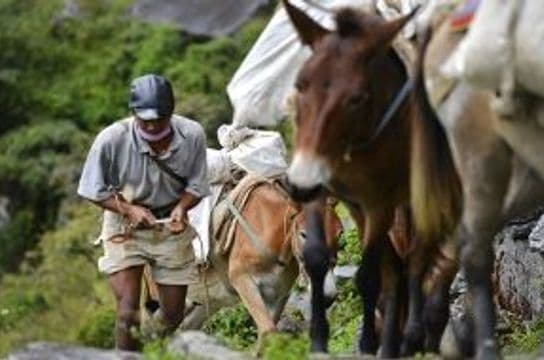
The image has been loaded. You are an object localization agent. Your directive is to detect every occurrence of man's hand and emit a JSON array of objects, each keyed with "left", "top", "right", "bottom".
[
  {"left": 124, "top": 204, "right": 156, "bottom": 229},
  {"left": 168, "top": 204, "right": 187, "bottom": 234}
]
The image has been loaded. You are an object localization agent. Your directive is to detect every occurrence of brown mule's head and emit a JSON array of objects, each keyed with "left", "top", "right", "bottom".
[{"left": 283, "top": 0, "right": 416, "bottom": 201}]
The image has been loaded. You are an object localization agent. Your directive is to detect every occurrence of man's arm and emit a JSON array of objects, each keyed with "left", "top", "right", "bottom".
[
  {"left": 94, "top": 195, "right": 156, "bottom": 228},
  {"left": 168, "top": 191, "right": 201, "bottom": 234},
  {"left": 78, "top": 128, "right": 156, "bottom": 228}
]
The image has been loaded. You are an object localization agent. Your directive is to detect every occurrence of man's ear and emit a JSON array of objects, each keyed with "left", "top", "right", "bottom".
[{"left": 283, "top": 0, "right": 330, "bottom": 50}]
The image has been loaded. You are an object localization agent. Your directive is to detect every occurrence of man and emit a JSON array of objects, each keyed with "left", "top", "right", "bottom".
[{"left": 78, "top": 74, "right": 210, "bottom": 350}]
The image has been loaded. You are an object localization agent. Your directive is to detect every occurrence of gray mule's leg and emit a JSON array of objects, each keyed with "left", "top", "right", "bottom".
[{"left": 440, "top": 84, "right": 512, "bottom": 360}]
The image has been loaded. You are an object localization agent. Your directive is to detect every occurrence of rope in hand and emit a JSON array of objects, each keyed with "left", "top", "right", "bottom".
[{"left": 108, "top": 189, "right": 133, "bottom": 244}]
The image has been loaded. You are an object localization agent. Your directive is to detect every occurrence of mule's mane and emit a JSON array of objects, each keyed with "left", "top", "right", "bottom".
[{"left": 335, "top": 7, "right": 383, "bottom": 39}]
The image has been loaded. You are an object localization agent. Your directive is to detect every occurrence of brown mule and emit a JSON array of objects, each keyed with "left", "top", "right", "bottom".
[
  {"left": 283, "top": 1, "right": 462, "bottom": 357},
  {"left": 421, "top": 15, "right": 544, "bottom": 360},
  {"left": 143, "top": 178, "right": 343, "bottom": 353}
]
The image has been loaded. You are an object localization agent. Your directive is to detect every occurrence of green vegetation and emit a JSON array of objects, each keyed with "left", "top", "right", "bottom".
[
  {"left": 0, "top": 0, "right": 270, "bottom": 355},
  {"left": 143, "top": 338, "right": 185, "bottom": 360},
  {"left": 0, "top": 0, "right": 268, "bottom": 274},
  {"left": 262, "top": 333, "right": 309, "bottom": 360},
  {"left": 203, "top": 304, "right": 258, "bottom": 351},
  {"left": 502, "top": 318, "right": 544, "bottom": 355},
  {"left": 0, "top": 204, "right": 111, "bottom": 355}
]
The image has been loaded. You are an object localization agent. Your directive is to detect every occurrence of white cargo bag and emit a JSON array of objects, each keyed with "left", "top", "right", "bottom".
[
  {"left": 229, "top": 129, "right": 289, "bottom": 178},
  {"left": 515, "top": 0, "right": 544, "bottom": 98},
  {"left": 458, "top": 0, "right": 519, "bottom": 91},
  {"left": 227, "top": 0, "right": 373, "bottom": 128},
  {"left": 188, "top": 184, "right": 224, "bottom": 265},
  {"left": 206, "top": 148, "right": 233, "bottom": 184}
]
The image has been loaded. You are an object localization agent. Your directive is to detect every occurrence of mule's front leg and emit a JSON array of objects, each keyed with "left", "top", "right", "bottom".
[
  {"left": 229, "top": 271, "right": 276, "bottom": 355},
  {"left": 356, "top": 241, "right": 383, "bottom": 355},
  {"left": 400, "top": 241, "right": 432, "bottom": 357},
  {"left": 303, "top": 203, "right": 331, "bottom": 353},
  {"left": 379, "top": 240, "right": 403, "bottom": 358},
  {"left": 423, "top": 244, "right": 458, "bottom": 353},
  {"left": 460, "top": 228, "right": 498, "bottom": 360}
]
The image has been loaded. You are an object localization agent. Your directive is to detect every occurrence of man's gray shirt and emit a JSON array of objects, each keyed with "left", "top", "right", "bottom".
[{"left": 77, "top": 115, "right": 210, "bottom": 210}]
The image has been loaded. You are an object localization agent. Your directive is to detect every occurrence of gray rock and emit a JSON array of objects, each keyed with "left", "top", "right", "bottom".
[
  {"left": 6, "top": 342, "right": 141, "bottom": 360},
  {"left": 495, "top": 220, "right": 544, "bottom": 320},
  {"left": 61, "top": 0, "right": 84, "bottom": 18},
  {"left": 334, "top": 265, "right": 358, "bottom": 279},
  {"left": 0, "top": 196, "right": 9, "bottom": 228},
  {"left": 167, "top": 330, "right": 251, "bottom": 360},
  {"left": 60, "top": 0, "right": 268, "bottom": 37},
  {"left": 529, "top": 214, "right": 544, "bottom": 253},
  {"left": 132, "top": 0, "right": 268, "bottom": 36}
]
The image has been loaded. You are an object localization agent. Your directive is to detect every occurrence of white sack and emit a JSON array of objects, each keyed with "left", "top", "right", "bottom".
[
  {"left": 206, "top": 148, "right": 233, "bottom": 184},
  {"left": 376, "top": 0, "right": 427, "bottom": 38},
  {"left": 227, "top": 0, "right": 372, "bottom": 128},
  {"left": 515, "top": 0, "right": 544, "bottom": 98},
  {"left": 217, "top": 124, "right": 255, "bottom": 150},
  {"left": 456, "top": 0, "right": 519, "bottom": 90},
  {"left": 188, "top": 183, "right": 224, "bottom": 265},
  {"left": 228, "top": 128, "right": 289, "bottom": 178}
]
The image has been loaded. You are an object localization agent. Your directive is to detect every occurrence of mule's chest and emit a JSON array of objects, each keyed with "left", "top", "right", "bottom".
[{"left": 328, "top": 159, "right": 409, "bottom": 209}]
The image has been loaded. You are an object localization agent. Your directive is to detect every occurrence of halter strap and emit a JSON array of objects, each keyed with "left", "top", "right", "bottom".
[{"left": 344, "top": 77, "right": 413, "bottom": 161}]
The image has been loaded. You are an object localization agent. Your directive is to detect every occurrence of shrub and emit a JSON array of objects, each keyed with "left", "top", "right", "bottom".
[
  {"left": 337, "top": 228, "right": 362, "bottom": 266},
  {"left": 262, "top": 333, "right": 309, "bottom": 360},
  {"left": 502, "top": 317, "right": 544, "bottom": 355},
  {"left": 76, "top": 307, "right": 116, "bottom": 349},
  {"left": 202, "top": 304, "right": 257, "bottom": 351},
  {"left": 0, "top": 204, "right": 112, "bottom": 356}
]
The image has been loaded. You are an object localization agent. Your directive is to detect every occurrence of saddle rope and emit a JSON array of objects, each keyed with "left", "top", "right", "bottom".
[{"left": 224, "top": 197, "right": 286, "bottom": 267}]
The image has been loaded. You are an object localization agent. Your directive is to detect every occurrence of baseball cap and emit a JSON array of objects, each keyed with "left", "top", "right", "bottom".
[{"left": 128, "top": 74, "right": 175, "bottom": 121}]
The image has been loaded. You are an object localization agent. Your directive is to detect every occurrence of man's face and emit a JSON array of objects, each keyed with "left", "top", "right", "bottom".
[{"left": 135, "top": 115, "right": 170, "bottom": 135}]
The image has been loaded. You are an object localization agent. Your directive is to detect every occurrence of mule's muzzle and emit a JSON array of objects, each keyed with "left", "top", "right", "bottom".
[
  {"left": 286, "top": 153, "right": 331, "bottom": 201},
  {"left": 285, "top": 179, "right": 323, "bottom": 202}
]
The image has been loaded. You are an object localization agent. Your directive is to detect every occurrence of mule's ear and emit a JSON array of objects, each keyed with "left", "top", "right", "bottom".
[
  {"left": 283, "top": 0, "right": 330, "bottom": 49},
  {"left": 373, "top": 7, "right": 419, "bottom": 48}
]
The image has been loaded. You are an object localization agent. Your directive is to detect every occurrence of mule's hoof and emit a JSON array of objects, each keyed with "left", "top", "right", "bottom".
[
  {"left": 400, "top": 327, "right": 424, "bottom": 357},
  {"left": 310, "top": 341, "right": 328, "bottom": 353},
  {"left": 475, "top": 339, "right": 500, "bottom": 360},
  {"left": 440, "top": 316, "right": 475, "bottom": 359},
  {"left": 358, "top": 333, "right": 378, "bottom": 355}
]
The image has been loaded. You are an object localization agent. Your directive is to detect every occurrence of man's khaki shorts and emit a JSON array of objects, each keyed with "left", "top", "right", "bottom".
[{"left": 97, "top": 211, "right": 199, "bottom": 286}]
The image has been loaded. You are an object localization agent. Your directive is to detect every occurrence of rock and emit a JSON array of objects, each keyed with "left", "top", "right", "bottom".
[
  {"left": 6, "top": 342, "right": 141, "bottom": 360},
  {"left": 529, "top": 214, "right": 544, "bottom": 254},
  {"left": 167, "top": 330, "right": 250, "bottom": 360},
  {"left": 60, "top": 0, "right": 268, "bottom": 37},
  {"left": 495, "top": 217, "right": 544, "bottom": 320},
  {"left": 132, "top": 0, "right": 268, "bottom": 36},
  {"left": 0, "top": 196, "right": 9, "bottom": 228},
  {"left": 334, "top": 265, "right": 358, "bottom": 279}
]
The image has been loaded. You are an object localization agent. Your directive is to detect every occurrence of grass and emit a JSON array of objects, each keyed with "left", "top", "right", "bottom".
[{"left": 502, "top": 317, "right": 544, "bottom": 355}]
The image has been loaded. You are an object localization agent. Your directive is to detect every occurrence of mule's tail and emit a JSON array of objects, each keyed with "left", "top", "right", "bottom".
[{"left": 410, "top": 28, "right": 463, "bottom": 242}]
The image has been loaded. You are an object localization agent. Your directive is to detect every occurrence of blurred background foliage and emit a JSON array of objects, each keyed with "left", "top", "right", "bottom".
[
  {"left": 0, "top": 0, "right": 272, "bottom": 355},
  {"left": 0, "top": 0, "right": 268, "bottom": 275}
]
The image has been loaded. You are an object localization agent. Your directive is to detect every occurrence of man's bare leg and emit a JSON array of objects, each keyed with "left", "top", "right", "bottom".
[
  {"left": 109, "top": 265, "right": 144, "bottom": 351},
  {"left": 155, "top": 284, "right": 188, "bottom": 334}
]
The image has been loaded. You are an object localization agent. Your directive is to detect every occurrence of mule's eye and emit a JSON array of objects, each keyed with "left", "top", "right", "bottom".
[
  {"left": 295, "top": 78, "right": 308, "bottom": 91},
  {"left": 348, "top": 92, "right": 369, "bottom": 106}
]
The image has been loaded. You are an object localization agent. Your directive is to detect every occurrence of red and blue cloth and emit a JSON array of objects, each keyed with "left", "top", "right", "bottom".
[{"left": 450, "top": 0, "right": 481, "bottom": 32}]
